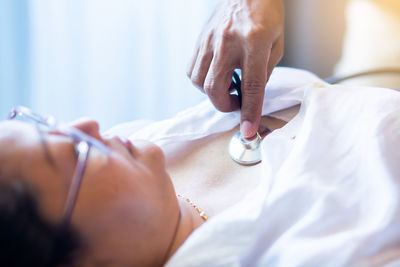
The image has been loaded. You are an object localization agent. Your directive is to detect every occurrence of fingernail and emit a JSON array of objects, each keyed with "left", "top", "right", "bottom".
[{"left": 241, "top": 120, "right": 255, "bottom": 138}]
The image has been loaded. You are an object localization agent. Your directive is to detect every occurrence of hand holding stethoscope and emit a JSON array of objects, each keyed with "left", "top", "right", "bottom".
[{"left": 229, "top": 70, "right": 271, "bottom": 165}]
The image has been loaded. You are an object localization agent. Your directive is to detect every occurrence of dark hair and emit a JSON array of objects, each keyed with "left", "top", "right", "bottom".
[{"left": 0, "top": 180, "right": 81, "bottom": 267}]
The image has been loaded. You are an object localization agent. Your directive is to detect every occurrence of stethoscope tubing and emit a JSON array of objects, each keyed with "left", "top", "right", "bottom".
[{"left": 232, "top": 70, "right": 242, "bottom": 108}]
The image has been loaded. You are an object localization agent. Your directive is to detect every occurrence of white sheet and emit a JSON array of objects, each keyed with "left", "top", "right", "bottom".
[
  {"left": 105, "top": 67, "right": 320, "bottom": 146},
  {"left": 106, "top": 67, "right": 400, "bottom": 266}
]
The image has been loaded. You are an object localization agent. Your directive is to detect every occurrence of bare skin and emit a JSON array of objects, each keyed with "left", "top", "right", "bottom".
[
  {"left": 187, "top": 0, "right": 285, "bottom": 138},
  {"left": 0, "top": 112, "right": 289, "bottom": 265},
  {"left": 0, "top": 120, "right": 181, "bottom": 266},
  {"left": 167, "top": 115, "right": 287, "bottom": 217}
]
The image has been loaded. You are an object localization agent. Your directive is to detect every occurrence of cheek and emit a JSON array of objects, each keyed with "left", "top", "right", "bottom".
[
  {"left": 71, "top": 163, "right": 141, "bottom": 230},
  {"left": 25, "top": 163, "right": 67, "bottom": 223},
  {"left": 70, "top": 161, "right": 165, "bottom": 239},
  {"left": 72, "top": 150, "right": 173, "bottom": 223},
  {"left": 77, "top": 156, "right": 153, "bottom": 215},
  {"left": 80, "top": 159, "right": 137, "bottom": 198}
]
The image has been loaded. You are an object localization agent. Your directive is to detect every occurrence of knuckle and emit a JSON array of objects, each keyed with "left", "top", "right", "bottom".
[
  {"left": 218, "top": 31, "right": 235, "bottom": 52},
  {"left": 245, "top": 26, "right": 268, "bottom": 42},
  {"left": 220, "top": 17, "right": 235, "bottom": 40},
  {"left": 212, "top": 100, "right": 231, "bottom": 112},
  {"left": 243, "top": 79, "right": 264, "bottom": 93},
  {"left": 221, "top": 28, "right": 235, "bottom": 42},
  {"left": 204, "top": 84, "right": 230, "bottom": 112},
  {"left": 191, "top": 74, "right": 205, "bottom": 88},
  {"left": 218, "top": 105, "right": 232, "bottom": 113},
  {"left": 243, "top": 30, "right": 271, "bottom": 53},
  {"left": 204, "top": 82, "right": 218, "bottom": 99},
  {"left": 242, "top": 102, "right": 259, "bottom": 120},
  {"left": 203, "top": 30, "right": 214, "bottom": 45},
  {"left": 186, "top": 69, "right": 192, "bottom": 78},
  {"left": 242, "top": 80, "right": 264, "bottom": 115},
  {"left": 214, "top": 102, "right": 232, "bottom": 113}
]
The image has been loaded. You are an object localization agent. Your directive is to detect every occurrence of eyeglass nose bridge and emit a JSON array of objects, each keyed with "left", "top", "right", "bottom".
[{"left": 8, "top": 110, "right": 17, "bottom": 120}]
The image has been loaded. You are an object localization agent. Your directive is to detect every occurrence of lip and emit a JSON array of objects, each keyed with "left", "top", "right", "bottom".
[{"left": 104, "top": 135, "right": 136, "bottom": 157}]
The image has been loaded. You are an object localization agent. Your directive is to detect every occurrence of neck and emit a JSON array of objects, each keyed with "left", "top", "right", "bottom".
[{"left": 163, "top": 197, "right": 205, "bottom": 263}]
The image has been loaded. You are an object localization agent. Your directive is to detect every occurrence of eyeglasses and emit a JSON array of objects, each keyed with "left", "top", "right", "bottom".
[{"left": 8, "top": 106, "right": 110, "bottom": 226}]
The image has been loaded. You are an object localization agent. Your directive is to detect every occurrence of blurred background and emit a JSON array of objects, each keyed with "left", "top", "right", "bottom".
[{"left": 1, "top": 0, "right": 400, "bottom": 129}]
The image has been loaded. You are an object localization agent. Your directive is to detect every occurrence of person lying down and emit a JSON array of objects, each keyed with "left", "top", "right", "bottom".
[{"left": 1, "top": 68, "right": 400, "bottom": 266}]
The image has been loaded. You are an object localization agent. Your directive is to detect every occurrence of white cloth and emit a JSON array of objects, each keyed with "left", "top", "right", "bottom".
[
  {"left": 105, "top": 67, "right": 320, "bottom": 146},
  {"left": 106, "top": 67, "right": 400, "bottom": 266}
]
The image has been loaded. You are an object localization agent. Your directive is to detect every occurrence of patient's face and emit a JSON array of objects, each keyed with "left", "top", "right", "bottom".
[{"left": 0, "top": 119, "right": 179, "bottom": 266}]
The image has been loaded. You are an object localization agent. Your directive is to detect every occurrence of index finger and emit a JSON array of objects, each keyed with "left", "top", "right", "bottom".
[{"left": 240, "top": 52, "right": 269, "bottom": 138}]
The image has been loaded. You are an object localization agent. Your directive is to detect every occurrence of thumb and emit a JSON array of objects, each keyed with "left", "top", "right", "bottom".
[{"left": 240, "top": 56, "right": 268, "bottom": 138}]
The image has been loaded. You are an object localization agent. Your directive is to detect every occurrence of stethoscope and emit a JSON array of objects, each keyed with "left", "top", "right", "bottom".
[
  {"left": 229, "top": 67, "right": 400, "bottom": 165},
  {"left": 228, "top": 70, "right": 270, "bottom": 166}
]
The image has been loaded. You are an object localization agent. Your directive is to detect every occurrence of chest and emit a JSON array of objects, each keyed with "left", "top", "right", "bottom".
[{"left": 166, "top": 126, "right": 261, "bottom": 217}]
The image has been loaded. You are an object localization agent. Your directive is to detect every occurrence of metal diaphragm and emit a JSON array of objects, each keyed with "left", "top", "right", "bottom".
[{"left": 228, "top": 131, "right": 262, "bottom": 165}]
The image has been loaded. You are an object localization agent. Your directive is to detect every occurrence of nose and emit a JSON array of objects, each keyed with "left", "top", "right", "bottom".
[{"left": 69, "top": 118, "right": 103, "bottom": 141}]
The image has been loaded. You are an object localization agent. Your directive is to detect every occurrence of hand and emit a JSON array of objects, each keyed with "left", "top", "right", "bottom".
[{"left": 187, "top": 0, "right": 284, "bottom": 138}]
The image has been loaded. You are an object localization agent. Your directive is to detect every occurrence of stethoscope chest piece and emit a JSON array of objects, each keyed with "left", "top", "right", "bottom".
[{"left": 228, "top": 130, "right": 262, "bottom": 165}]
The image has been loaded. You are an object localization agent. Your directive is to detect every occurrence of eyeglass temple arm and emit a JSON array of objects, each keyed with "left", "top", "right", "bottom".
[
  {"left": 8, "top": 106, "right": 56, "bottom": 126},
  {"left": 61, "top": 141, "right": 90, "bottom": 226}
]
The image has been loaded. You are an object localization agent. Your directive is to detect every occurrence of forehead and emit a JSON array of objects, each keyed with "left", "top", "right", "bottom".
[
  {"left": 0, "top": 119, "right": 77, "bottom": 184},
  {"left": 0, "top": 121, "right": 40, "bottom": 167},
  {"left": 0, "top": 120, "right": 37, "bottom": 144},
  {"left": 0, "top": 120, "right": 73, "bottom": 148},
  {"left": 0, "top": 120, "right": 74, "bottom": 175}
]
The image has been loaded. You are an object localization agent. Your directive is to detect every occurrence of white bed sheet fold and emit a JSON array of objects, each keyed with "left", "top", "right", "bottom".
[{"left": 106, "top": 67, "right": 400, "bottom": 266}]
